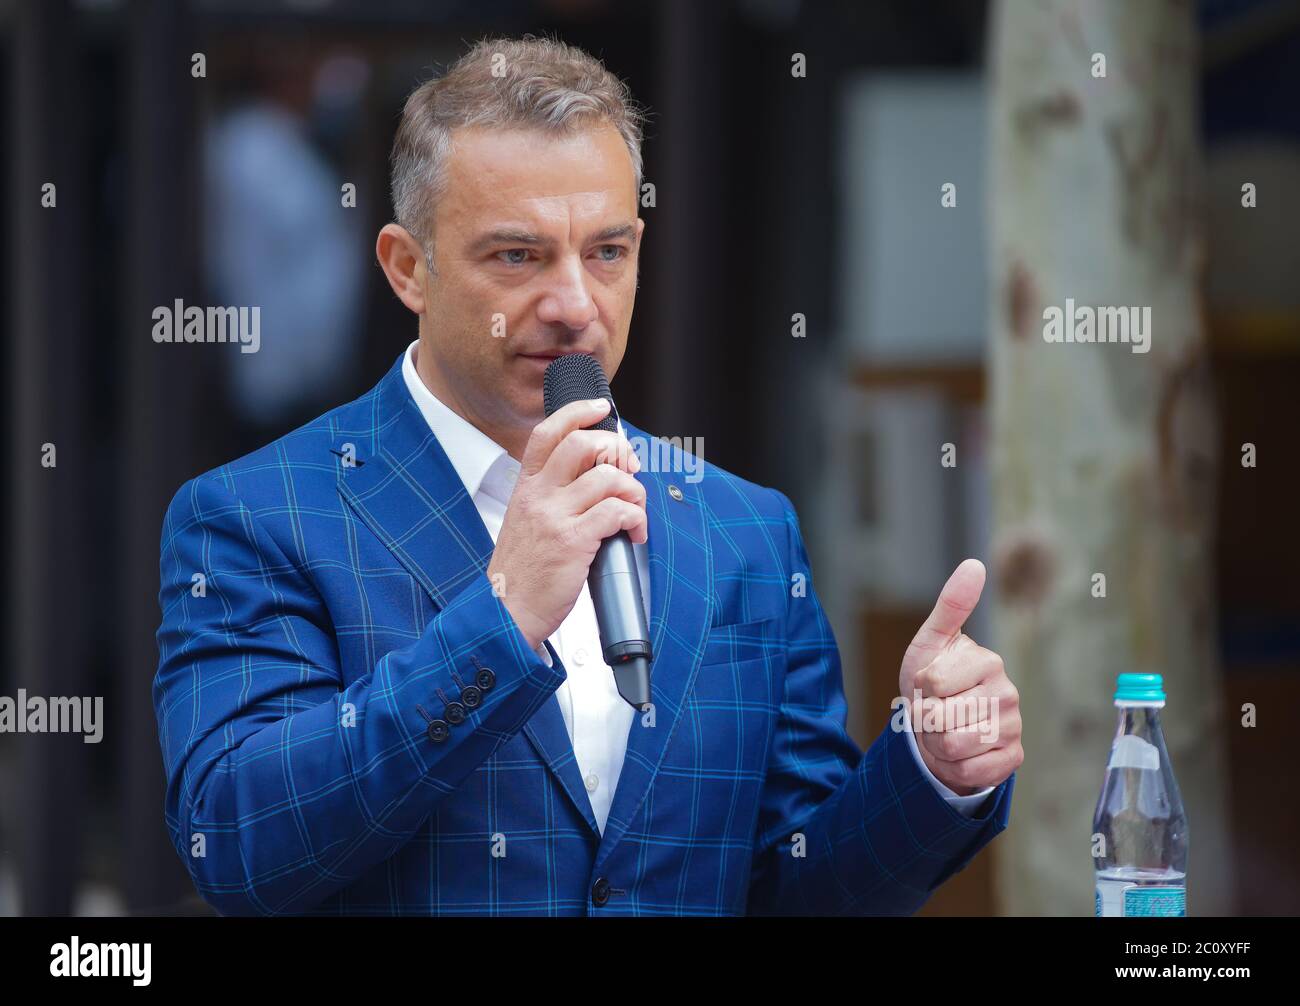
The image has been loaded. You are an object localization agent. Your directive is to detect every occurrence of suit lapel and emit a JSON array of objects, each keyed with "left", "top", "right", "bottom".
[
  {"left": 595, "top": 423, "right": 713, "bottom": 869},
  {"left": 335, "top": 354, "right": 601, "bottom": 838}
]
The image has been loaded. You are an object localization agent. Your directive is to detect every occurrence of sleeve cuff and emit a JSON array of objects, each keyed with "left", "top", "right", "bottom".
[{"left": 901, "top": 711, "right": 996, "bottom": 817}]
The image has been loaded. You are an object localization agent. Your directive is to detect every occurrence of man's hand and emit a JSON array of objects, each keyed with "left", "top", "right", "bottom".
[
  {"left": 487, "top": 398, "right": 646, "bottom": 650},
  {"left": 897, "top": 558, "right": 1023, "bottom": 796}
]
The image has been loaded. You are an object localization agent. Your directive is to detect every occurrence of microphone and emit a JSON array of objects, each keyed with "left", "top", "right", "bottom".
[{"left": 543, "top": 354, "right": 652, "bottom": 710}]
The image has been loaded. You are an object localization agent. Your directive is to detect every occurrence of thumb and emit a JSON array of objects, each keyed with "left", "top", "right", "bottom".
[{"left": 909, "top": 558, "right": 986, "bottom": 655}]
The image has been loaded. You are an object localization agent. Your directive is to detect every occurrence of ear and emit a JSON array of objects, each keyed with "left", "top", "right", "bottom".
[
  {"left": 376, "top": 223, "right": 428, "bottom": 315},
  {"left": 633, "top": 216, "right": 646, "bottom": 288}
]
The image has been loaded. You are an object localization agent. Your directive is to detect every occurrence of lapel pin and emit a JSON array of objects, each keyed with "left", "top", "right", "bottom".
[{"left": 668, "top": 484, "right": 683, "bottom": 502}]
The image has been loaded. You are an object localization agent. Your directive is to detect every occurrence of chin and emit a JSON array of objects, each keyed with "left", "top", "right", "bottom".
[{"left": 508, "top": 385, "right": 547, "bottom": 423}]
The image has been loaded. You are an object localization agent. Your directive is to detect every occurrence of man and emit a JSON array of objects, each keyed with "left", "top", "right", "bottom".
[{"left": 154, "top": 36, "right": 1021, "bottom": 916}]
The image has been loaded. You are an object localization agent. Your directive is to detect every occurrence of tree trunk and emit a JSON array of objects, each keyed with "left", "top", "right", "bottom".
[{"left": 987, "top": 0, "right": 1233, "bottom": 915}]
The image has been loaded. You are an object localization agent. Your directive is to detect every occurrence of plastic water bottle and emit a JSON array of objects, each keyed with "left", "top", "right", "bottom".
[{"left": 1092, "top": 673, "right": 1188, "bottom": 916}]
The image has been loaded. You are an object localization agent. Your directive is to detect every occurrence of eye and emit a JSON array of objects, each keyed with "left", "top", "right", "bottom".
[
  {"left": 594, "top": 245, "right": 626, "bottom": 263},
  {"left": 496, "top": 249, "right": 531, "bottom": 266}
]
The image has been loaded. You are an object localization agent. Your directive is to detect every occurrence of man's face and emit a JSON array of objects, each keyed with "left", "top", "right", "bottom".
[{"left": 416, "top": 122, "right": 643, "bottom": 441}]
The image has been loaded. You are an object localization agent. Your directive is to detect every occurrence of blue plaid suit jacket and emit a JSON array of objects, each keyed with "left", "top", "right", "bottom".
[{"left": 154, "top": 350, "right": 1014, "bottom": 916}]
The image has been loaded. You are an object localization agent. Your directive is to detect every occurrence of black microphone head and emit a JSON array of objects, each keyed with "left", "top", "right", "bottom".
[{"left": 543, "top": 353, "right": 617, "bottom": 433}]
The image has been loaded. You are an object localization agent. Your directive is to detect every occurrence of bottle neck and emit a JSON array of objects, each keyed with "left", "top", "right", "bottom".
[{"left": 1116, "top": 703, "right": 1165, "bottom": 739}]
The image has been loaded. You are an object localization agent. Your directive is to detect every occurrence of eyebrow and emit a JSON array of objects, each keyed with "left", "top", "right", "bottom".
[{"left": 467, "top": 222, "right": 637, "bottom": 256}]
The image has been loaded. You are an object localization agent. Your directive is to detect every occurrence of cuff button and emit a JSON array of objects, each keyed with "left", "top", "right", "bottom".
[
  {"left": 443, "top": 700, "right": 467, "bottom": 725},
  {"left": 460, "top": 685, "right": 483, "bottom": 709},
  {"left": 427, "top": 720, "right": 450, "bottom": 743},
  {"left": 474, "top": 667, "right": 496, "bottom": 691}
]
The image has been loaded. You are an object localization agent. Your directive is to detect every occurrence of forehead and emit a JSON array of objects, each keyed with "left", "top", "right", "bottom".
[{"left": 438, "top": 123, "right": 637, "bottom": 228}]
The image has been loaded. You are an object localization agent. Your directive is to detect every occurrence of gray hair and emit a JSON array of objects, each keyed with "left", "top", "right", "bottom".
[{"left": 389, "top": 35, "right": 647, "bottom": 270}]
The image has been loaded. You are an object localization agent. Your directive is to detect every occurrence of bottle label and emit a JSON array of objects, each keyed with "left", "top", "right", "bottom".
[
  {"left": 1124, "top": 886, "right": 1185, "bottom": 917},
  {"left": 1095, "top": 883, "right": 1186, "bottom": 916}
]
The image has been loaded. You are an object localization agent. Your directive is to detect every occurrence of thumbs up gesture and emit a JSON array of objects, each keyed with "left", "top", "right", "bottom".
[{"left": 897, "top": 559, "right": 1023, "bottom": 796}]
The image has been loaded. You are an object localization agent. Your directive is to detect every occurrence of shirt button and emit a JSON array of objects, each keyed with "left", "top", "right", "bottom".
[
  {"left": 573, "top": 648, "right": 588, "bottom": 666},
  {"left": 585, "top": 773, "right": 599, "bottom": 793}
]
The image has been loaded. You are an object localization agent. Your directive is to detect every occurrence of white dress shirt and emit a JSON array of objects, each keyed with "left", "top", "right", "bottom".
[{"left": 401, "top": 342, "right": 994, "bottom": 829}]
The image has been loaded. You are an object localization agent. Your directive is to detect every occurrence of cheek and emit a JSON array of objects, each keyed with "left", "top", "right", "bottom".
[
  {"left": 438, "top": 280, "right": 525, "bottom": 347},
  {"left": 603, "top": 327, "right": 629, "bottom": 376},
  {"left": 597, "top": 277, "right": 637, "bottom": 329}
]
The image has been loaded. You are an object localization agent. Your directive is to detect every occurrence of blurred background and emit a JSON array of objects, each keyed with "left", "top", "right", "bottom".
[{"left": 2, "top": 0, "right": 1298, "bottom": 916}]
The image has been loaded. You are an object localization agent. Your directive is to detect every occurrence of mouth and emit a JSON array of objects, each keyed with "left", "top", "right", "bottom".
[{"left": 516, "top": 350, "right": 595, "bottom": 368}]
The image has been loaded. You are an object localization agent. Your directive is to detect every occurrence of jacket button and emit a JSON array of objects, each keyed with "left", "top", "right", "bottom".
[
  {"left": 443, "top": 700, "right": 467, "bottom": 725},
  {"left": 591, "top": 877, "right": 610, "bottom": 907},
  {"left": 427, "top": 720, "right": 450, "bottom": 743},
  {"left": 475, "top": 667, "right": 496, "bottom": 691},
  {"left": 460, "top": 684, "right": 483, "bottom": 709}
]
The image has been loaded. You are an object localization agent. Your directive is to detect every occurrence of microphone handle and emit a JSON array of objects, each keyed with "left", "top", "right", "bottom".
[{"left": 588, "top": 529, "right": 652, "bottom": 710}]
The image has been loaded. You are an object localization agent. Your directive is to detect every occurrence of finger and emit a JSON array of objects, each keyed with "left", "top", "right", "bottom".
[
  {"left": 542, "top": 428, "right": 640, "bottom": 487},
  {"left": 565, "top": 463, "right": 647, "bottom": 514},
  {"left": 928, "top": 744, "right": 1022, "bottom": 793},
  {"left": 520, "top": 398, "right": 611, "bottom": 476},
  {"left": 908, "top": 558, "right": 986, "bottom": 658},
  {"left": 575, "top": 496, "right": 649, "bottom": 546},
  {"left": 915, "top": 641, "right": 1004, "bottom": 699},
  {"left": 918, "top": 708, "right": 1018, "bottom": 762}
]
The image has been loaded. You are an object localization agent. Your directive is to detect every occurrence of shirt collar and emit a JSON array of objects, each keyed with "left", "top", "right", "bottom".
[{"left": 401, "top": 341, "right": 516, "bottom": 504}]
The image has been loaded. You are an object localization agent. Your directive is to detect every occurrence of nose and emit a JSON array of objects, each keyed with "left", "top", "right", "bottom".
[{"left": 536, "top": 253, "right": 599, "bottom": 331}]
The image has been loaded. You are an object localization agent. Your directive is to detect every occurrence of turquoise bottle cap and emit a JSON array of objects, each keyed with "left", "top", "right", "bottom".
[{"left": 1115, "top": 673, "right": 1166, "bottom": 704}]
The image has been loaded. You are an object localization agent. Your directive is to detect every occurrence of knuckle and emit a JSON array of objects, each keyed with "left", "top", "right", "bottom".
[
  {"left": 556, "top": 516, "right": 583, "bottom": 550},
  {"left": 597, "top": 433, "right": 623, "bottom": 465},
  {"left": 602, "top": 466, "right": 638, "bottom": 499},
  {"left": 948, "top": 758, "right": 973, "bottom": 788},
  {"left": 568, "top": 429, "right": 597, "bottom": 453},
  {"left": 524, "top": 425, "right": 551, "bottom": 459}
]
